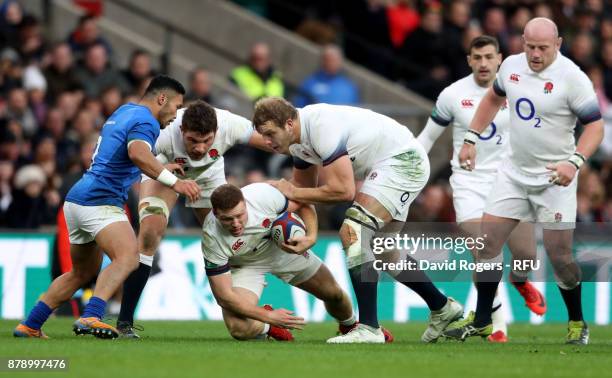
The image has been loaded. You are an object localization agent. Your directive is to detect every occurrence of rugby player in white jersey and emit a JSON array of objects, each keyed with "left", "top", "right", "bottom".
[
  {"left": 417, "top": 35, "right": 546, "bottom": 343},
  {"left": 117, "top": 100, "right": 270, "bottom": 337},
  {"left": 252, "top": 98, "right": 464, "bottom": 344},
  {"left": 203, "top": 183, "right": 356, "bottom": 341},
  {"left": 444, "top": 18, "right": 603, "bottom": 345}
]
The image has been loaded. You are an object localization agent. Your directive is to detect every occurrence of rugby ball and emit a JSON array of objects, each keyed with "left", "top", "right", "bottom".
[{"left": 271, "top": 212, "right": 306, "bottom": 246}]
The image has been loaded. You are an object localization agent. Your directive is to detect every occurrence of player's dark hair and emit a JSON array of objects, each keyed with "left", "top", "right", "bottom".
[
  {"left": 182, "top": 100, "right": 217, "bottom": 134},
  {"left": 252, "top": 97, "right": 297, "bottom": 130},
  {"left": 143, "top": 75, "right": 186, "bottom": 98},
  {"left": 468, "top": 35, "right": 500, "bottom": 54},
  {"left": 211, "top": 184, "right": 245, "bottom": 211}
]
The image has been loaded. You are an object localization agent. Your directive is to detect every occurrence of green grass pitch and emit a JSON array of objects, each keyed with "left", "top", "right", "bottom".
[{"left": 1, "top": 319, "right": 611, "bottom": 378}]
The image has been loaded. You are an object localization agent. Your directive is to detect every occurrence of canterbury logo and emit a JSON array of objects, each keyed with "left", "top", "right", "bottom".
[
  {"left": 461, "top": 99, "right": 474, "bottom": 108},
  {"left": 509, "top": 73, "right": 520, "bottom": 82}
]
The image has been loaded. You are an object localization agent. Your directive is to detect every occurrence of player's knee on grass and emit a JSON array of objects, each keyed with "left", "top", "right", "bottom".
[{"left": 226, "top": 318, "right": 256, "bottom": 341}]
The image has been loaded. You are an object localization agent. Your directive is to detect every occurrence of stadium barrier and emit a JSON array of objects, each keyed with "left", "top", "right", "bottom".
[{"left": 0, "top": 232, "right": 610, "bottom": 324}]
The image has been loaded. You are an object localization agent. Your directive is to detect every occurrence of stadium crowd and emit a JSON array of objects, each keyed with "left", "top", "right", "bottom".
[{"left": 0, "top": 0, "right": 611, "bottom": 231}]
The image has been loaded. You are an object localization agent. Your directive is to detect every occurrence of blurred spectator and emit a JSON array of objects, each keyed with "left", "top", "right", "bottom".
[
  {"left": 100, "top": 86, "right": 123, "bottom": 118},
  {"left": 55, "top": 91, "right": 81, "bottom": 125},
  {"left": 386, "top": 0, "right": 420, "bottom": 49},
  {"left": 445, "top": 0, "right": 472, "bottom": 80},
  {"left": 0, "top": 48, "right": 22, "bottom": 93},
  {"left": 43, "top": 42, "right": 83, "bottom": 102},
  {"left": 67, "top": 14, "right": 113, "bottom": 61},
  {"left": 0, "top": 159, "right": 13, "bottom": 216},
  {"left": 400, "top": 5, "right": 450, "bottom": 99},
  {"left": 482, "top": 7, "right": 509, "bottom": 55},
  {"left": 4, "top": 164, "right": 57, "bottom": 228},
  {"left": 23, "top": 64, "right": 47, "bottom": 126},
  {"left": 509, "top": 7, "right": 532, "bottom": 34},
  {"left": 5, "top": 87, "right": 37, "bottom": 137},
  {"left": 294, "top": 45, "right": 359, "bottom": 107},
  {"left": 185, "top": 67, "right": 214, "bottom": 104},
  {"left": 59, "top": 135, "right": 97, "bottom": 199},
  {"left": 75, "top": 43, "right": 129, "bottom": 98},
  {"left": 68, "top": 108, "right": 96, "bottom": 144},
  {"left": 533, "top": 2, "right": 554, "bottom": 19},
  {"left": 507, "top": 32, "right": 524, "bottom": 55},
  {"left": 121, "top": 49, "right": 154, "bottom": 94},
  {"left": 0, "top": 0, "right": 23, "bottom": 49},
  {"left": 230, "top": 42, "right": 284, "bottom": 101},
  {"left": 37, "top": 109, "right": 79, "bottom": 172},
  {"left": 18, "top": 15, "right": 46, "bottom": 63},
  {"left": 568, "top": 32, "right": 595, "bottom": 70}
]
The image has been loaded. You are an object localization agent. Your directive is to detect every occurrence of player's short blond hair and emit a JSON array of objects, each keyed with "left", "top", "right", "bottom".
[{"left": 252, "top": 97, "right": 298, "bottom": 130}]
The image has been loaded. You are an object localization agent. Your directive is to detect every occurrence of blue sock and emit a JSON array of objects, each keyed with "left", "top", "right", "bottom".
[
  {"left": 23, "top": 301, "right": 53, "bottom": 330},
  {"left": 81, "top": 296, "right": 107, "bottom": 319}
]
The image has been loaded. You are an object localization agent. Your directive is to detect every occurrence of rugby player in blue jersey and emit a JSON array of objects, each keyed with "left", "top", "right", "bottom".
[{"left": 14, "top": 75, "right": 200, "bottom": 339}]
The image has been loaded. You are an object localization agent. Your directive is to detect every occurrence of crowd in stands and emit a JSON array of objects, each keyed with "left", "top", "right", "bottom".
[{"left": 0, "top": 0, "right": 611, "bottom": 231}]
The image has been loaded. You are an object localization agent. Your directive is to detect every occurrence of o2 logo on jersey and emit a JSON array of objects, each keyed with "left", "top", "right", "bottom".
[
  {"left": 208, "top": 149, "right": 220, "bottom": 160},
  {"left": 516, "top": 98, "right": 541, "bottom": 128},
  {"left": 478, "top": 123, "right": 503, "bottom": 145}
]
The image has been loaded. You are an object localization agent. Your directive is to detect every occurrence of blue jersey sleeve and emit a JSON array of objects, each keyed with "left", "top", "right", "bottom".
[{"left": 127, "top": 122, "right": 158, "bottom": 151}]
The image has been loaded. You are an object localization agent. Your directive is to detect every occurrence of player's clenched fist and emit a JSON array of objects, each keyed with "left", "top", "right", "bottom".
[
  {"left": 266, "top": 308, "right": 306, "bottom": 330},
  {"left": 458, "top": 143, "right": 476, "bottom": 171},
  {"left": 173, "top": 179, "right": 200, "bottom": 202},
  {"left": 546, "top": 162, "right": 576, "bottom": 186}
]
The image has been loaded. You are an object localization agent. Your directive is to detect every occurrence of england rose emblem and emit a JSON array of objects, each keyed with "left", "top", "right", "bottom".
[
  {"left": 544, "top": 82, "right": 553, "bottom": 94},
  {"left": 208, "top": 149, "right": 219, "bottom": 160}
]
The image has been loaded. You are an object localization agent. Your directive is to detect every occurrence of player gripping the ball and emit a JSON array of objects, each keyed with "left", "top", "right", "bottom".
[
  {"left": 253, "top": 98, "right": 464, "bottom": 343},
  {"left": 202, "top": 183, "right": 357, "bottom": 341}
]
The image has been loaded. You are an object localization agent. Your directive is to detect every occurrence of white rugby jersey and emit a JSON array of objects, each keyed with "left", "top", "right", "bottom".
[
  {"left": 493, "top": 53, "right": 601, "bottom": 175},
  {"left": 155, "top": 107, "right": 253, "bottom": 181},
  {"left": 431, "top": 74, "right": 511, "bottom": 174},
  {"left": 289, "top": 104, "right": 419, "bottom": 179},
  {"left": 201, "top": 183, "right": 288, "bottom": 275}
]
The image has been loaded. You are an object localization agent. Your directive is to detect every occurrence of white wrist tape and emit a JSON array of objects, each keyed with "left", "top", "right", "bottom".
[
  {"left": 157, "top": 168, "right": 178, "bottom": 187},
  {"left": 463, "top": 130, "right": 480, "bottom": 145},
  {"left": 568, "top": 153, "right": 585, "bottom": 170}
]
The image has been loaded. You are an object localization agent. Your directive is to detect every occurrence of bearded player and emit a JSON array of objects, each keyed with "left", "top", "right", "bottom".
[
  {"left": 444, "top": 18, "right": 603, "bottom": 345},
  {"left": 417, "top": 35, "right": 546, "bottom": 343},
  {"left": 117, "top": 100, "right": 270, "bottom": 337}
]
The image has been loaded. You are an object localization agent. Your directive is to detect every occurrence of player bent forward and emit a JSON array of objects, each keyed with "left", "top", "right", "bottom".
[
  {"left": 203, "top": 183, "right": 357, "bottom": 341},
  {"left": 116, "top": 100, "right": 270, "bottom": 337}
]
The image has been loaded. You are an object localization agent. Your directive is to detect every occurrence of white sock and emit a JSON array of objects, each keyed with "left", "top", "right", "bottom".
[
  {"left": 339, "top": 315, "right": 357, "bottom": 326},
  {"left": 491, "top": 295, "right": 507, "bottom": 334},
  {"left": 261, "top": 323, "right": 270, "bottom": 335}
]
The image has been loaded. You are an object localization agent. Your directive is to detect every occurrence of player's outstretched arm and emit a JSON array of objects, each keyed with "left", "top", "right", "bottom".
[
  {"left": 128, "top": 140, "right": 200, "bottom": 202},
  {"left": 417, "top": 118, "right": 447, "bottom": 153},
  {"left": 270, "top": 156, "right": 354, "bottom": 204},
  {"left": 281, "top": 201, "right": 318, "bottom": 254},
  {"left": 459, "top": 88, "right": 506, "bottom": 171},
  {"left": 209, "top": 273, "right": 305, "bottom": 329}
]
